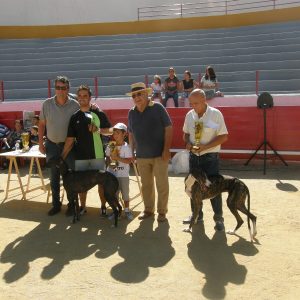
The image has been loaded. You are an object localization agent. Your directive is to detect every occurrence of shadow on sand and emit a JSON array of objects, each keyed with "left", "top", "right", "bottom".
[
  {"left": 0, "top": 200, "right": 175, "bottom": 284},
  {"left": 0, "top": 200, "right": 131, "bottom": 283},
  {"left": 187, "top": 223, "right": 259, "bottom": 299},
  {"left": 110, "top": 219, "right": 175, "bottom": 283}
]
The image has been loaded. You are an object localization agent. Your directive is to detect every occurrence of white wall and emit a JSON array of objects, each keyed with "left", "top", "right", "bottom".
[
  {"left": 0, "top": 0, "right": 176, "bottom": 25},
  {"left": 0, "top": 0, "right": 297, "bottom": 26}
]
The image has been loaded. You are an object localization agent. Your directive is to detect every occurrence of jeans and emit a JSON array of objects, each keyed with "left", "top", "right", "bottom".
[
  {"left": 189, "top": 152, "right": 223, "bottom": 222},
  {"left": 45, "top": 140, "right": 74, "bottom": 208},
  {"left": 164, "top": 92, "right": 179, "bottom": 107}
]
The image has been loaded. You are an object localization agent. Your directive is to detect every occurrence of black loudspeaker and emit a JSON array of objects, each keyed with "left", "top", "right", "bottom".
[
  {"left": 245, "top": 92, "right": 287, "bottom": 174},
  {"left": 257, "top": 92, "right": 274, "bottom": 109}
]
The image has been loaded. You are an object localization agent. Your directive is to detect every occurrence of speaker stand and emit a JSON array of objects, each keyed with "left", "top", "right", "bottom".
[{"left": 244, "top": 107, "right": 288, "bottom": 174}]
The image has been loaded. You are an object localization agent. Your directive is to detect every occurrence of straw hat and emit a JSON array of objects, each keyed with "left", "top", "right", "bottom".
[{"left": 126, "top": 82, "right": 152, "bottom": 96}]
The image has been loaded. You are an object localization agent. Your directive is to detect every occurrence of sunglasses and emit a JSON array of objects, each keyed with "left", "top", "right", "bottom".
[
  {"left": 132, "top": 92, "right": 143, "bottom": 99},
  {"left": 55, "top": 86, "right": 68, "bottom": 90}
]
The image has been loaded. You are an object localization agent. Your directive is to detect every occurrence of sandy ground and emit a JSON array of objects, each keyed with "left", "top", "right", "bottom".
[{"left": 0, "top": 159, "right": 300, "bottom": 300}]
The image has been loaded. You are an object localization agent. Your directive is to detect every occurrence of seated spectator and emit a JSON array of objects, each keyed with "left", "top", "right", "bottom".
[
  {"left": 150, "top": 75, "right": 163, "bottom": 103},
  {"left": 0, "top": 123, "right": 11, "bottom": 149},
  {"left": 32, "top": 115, "right": 40, "bottom": 127},
  {"left": 200, "top": 66, "right": 224, "bottom": 100},
  {"left": 0, "top": 123, "right": 11, "bottom": 169},
  {"left": 180, "top": 70, "right": 197, "bottom": 100},
  {"left": 164, "top": 67, "right": 180, "bottom": 107},
  {"left": 3, "top": 119, "right": 25, "bottom": 151},
  {"left": 30, "top": 125, "right": 39, "bottom": 146}
]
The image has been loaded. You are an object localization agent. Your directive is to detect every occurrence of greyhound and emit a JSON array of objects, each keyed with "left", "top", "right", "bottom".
[
  {"left": 58, "top": 159, "right": 122, "bottom": 226},
  {"left": 184, "top": 168, "right": 257, "bottom": 241}
]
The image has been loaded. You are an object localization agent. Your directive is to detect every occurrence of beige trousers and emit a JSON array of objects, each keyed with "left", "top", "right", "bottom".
[{"left": 136, "top": 157, "right": 169, "bottom": 215}]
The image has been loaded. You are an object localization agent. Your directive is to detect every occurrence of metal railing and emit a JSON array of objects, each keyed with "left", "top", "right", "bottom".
[
  {"left": 138, "top": 0, "right": 300, "bottom": 20},
  {"left": 47, "top": 77, "right": 99, "bottom": 99},
  {"left": 1, "top": 69, "right": 300, "bottom": 101},
  {"left": 0, "top": 80, "right": 4, "bottom": 102}
]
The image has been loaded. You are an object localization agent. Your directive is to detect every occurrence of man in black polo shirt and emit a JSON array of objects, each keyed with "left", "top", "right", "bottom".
[
  {"left": 127, "top": 82, "right": 173, "bottom": 222},
  {"left": 62, "top": 85, "right": 112, "bottom": 215}
]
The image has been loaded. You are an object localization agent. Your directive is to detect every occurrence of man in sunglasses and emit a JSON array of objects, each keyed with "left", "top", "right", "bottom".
[
  {"left": 127, "top": 82, "right": 173, "bottom": 223},
  {"left": 39, "top": 76, "right": 80, "bottom": 216}
]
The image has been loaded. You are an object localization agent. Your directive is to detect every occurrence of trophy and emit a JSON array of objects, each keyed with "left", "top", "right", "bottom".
[
  {"left": 193, "top": 120, "right": 203, "bottom": 151},
  {"left": 108, "top": 141, "right": 119, "bottom": 169},
  {"left": 21, "top": 132, "right": 30, "bottom": 152}
]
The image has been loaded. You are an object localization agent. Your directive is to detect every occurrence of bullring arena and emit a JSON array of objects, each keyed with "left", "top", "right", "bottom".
[{"left": 1, "top": 1, "right": 300, "bottom": 299}]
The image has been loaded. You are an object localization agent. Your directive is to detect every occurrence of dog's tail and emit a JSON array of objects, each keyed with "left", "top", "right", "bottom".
[{"left": 246, "top": 186, "right": 252, "bottom": 237}]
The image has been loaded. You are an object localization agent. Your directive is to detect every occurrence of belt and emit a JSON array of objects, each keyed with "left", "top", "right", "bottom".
[
  {"left": 190, "top": 152, "right": 218, "bottom": 158},
  {"left": 47, "top": 138, "right": 65, "bottom": 145}
]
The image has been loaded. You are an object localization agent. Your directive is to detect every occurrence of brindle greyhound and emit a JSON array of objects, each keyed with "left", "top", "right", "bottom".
[
  {"left": 57, "top": 159, "right": 122, "bottom": 226},
  {"left": 184, "top": 169, "right": 257, "bottom": 241}
]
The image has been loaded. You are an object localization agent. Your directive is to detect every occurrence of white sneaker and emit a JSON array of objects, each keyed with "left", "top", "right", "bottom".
[
  {"left": 108, "top": 212, "right": 114, "bottom": 220},
  {"left": 125, "top": 210, "right": 134, "bottom": 220}
]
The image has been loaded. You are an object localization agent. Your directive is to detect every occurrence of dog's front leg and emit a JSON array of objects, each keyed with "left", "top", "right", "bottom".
[
  {"left": 70, "top": 192, "right": 80, "bottom": 224},
  {"left": 111, "top": 205, "right": 119, "bottom": 228},
  {"left": 74, "top": 193, "right": 80, "bottom": 222},
  {"left": 183, "top": 186, "right": 202, "bottom": 233}
]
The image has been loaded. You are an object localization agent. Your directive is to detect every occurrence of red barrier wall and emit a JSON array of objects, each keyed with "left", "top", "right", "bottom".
[
  {"left": 104, "top": 106, "right": 300, "bottom": 151},
  {"left": 1, "top": 95, "right": 300, "bottom": 160}
]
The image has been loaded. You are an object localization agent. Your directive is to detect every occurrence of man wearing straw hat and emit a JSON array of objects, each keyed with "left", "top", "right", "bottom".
[{"left": 127, "top": 82, "right": 173, "bottom": 222}]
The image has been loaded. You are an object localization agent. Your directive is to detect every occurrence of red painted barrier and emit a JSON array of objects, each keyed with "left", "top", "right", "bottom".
[{"left": 1, "top": 95, "right": 300, "bottom": 161}]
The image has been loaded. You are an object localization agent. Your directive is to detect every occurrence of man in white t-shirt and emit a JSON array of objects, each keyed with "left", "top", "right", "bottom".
[{"left": 182, "top": 89, "right": 228, "bottom": 231}]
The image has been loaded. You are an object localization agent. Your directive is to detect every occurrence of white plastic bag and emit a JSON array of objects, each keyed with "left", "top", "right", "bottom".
[{"left": 171, "top": 150, "right": 189, "bottom": 174}]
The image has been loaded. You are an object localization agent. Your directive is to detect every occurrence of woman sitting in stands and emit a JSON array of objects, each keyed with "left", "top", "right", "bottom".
[
  {"left": 150, "top": 75, "right": 163, "bottom": 103},
  {"left": 200, "top": 66, "right": 224, "bottom": 100},
  {"left": 180, "top": 70, "right": 197, "bottom": 100},
  {"left": 164, "top": 67, "right": 180, "bottom": 107}
]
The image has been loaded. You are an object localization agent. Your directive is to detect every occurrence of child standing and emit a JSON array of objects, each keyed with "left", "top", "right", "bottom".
[
  {"left": 106, "top": 123, "right": 134, "bottom": 220},
  {"left": 150, "top": 75, "right": 163, "bottom": 103}
]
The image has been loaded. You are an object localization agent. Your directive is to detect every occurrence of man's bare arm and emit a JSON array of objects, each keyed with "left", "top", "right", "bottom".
[
  {"left": 61, "top": 137, "right": 75, "bottom": 160},
  {"left": 99, "top": 127, "right": 113, "bottom": 135},
  {"left": 38, "top": 119, "right": 46, "bottom": 154},
  {"left": 183, "top": 132, "right": 193, "bottom": 151},
  {"left": 128, "top": 132, "right": 135, "bottom": 158},
  {"left": 162, "top": 125, "right": 173, "bottom": 161}
]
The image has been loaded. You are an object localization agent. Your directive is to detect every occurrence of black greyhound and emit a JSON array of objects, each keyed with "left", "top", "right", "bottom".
[{"left": 57, "top": 159, "right": 122, "bottom": 226}]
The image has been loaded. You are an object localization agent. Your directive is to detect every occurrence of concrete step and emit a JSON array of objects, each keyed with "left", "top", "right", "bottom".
[
  {"left": 1, "top": 29, "right": 300, "bottom": 56},
  {"left": 1, "top": 35, "right": 300, "bottom": 61},
  {"left": 1, "top": 42, "right": 300, "bottom": 67},
  {"left": 1, "top": 51, "right": 300, "bottom": 76},
  {"left": 4, "top": 78, "right": 300, "bottom": 101},
  {"left": 1, "top": 20, "right": 300, "bottom": 49},
  {"left": 1, "top": 21, "right": 299, "bottom": 100},
  {"left": 2, "top": 58, "right": 300, "bottom": 82}
]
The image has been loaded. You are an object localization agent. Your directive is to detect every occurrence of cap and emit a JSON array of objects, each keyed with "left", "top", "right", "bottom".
[{"left": 113, "top": 122, "right": 127, "bottom": 131}]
